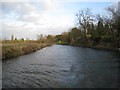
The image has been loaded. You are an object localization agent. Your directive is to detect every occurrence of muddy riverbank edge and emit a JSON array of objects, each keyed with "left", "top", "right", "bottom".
[
  {"left": 81, "top": 45, "right": 120, "bottom": 52},
  {"left": 56, "top": 42, "right": 120, "bottom": 52}
]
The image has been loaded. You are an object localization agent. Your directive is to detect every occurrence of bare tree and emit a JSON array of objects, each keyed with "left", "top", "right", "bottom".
[
  {"left": 76, "top": 8, "right": 94, "bottom": 36},
  {"left": 107, "top": 2, "right": 120, "bottom": 48},
  {"left": 37, "top": 34, "right": 46, "bottom": 43},
  {"left": 11, "top": 34, "right": 14, "bottom": 41}
]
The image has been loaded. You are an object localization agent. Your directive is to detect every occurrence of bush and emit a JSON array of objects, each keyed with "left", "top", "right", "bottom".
[
  {"left": 92, "top": 35, "right": 101, "bottom": 42},
  {"left": 101, "top": 35, "right": 114, "bottom": 42},
  {"left": 91, "top": 30, "right": 101, "bottom": 42}
]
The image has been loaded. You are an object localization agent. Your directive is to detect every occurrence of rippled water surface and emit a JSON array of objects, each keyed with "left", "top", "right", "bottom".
[{"left": 2, "top": 45, "right": 120, "bottom": 88}]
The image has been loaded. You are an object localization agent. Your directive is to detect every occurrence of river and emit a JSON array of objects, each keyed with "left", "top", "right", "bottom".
[{"left": 2, "top": 45, "right": 120, "bottom": 88}]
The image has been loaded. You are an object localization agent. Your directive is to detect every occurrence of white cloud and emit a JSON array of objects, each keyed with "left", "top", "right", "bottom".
[
  {"left": 17, "top": 3, "right": 37, "bottom": 15},
  {"left": 1, "top": 1, "right": 74, "bottom": 40},
  {"left": 2, "top": 14, "right": 73, "bottom": 40},
  {"left": 2, "top": 2, "right": 37, "bottom": 15},
  {"left": 41, "top": 0, "right": 60, "bottom": 12},
  {"left": 20, "top": 12, "right": 40, "bottom": 22}
]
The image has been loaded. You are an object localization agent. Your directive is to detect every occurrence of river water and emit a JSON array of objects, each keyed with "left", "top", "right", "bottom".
[{"left": 2, "top": 45, "right": 120, "bottom": 88}]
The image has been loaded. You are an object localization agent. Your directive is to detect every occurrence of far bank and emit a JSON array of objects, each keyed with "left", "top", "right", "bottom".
[{"left": 55, "top": 41, "right": 120, "bottom": 52}]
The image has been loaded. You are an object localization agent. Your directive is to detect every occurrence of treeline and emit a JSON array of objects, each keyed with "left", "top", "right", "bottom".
[
  {"left": 55, "top": 6, "right": 120, "bottom": 48},
  {"left": 37, "top": 34, "right": 55, "bottom": 44},
  {"left": 2, "top": 34, "right": 55, "bottom": 44}
]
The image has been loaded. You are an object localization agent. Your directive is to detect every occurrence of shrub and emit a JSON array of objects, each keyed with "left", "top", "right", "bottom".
[{"left": 101, "top": 35, "right": 114, "bottom": 42}]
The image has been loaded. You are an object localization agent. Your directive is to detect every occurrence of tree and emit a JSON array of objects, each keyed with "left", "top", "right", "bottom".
[
  {"left": 47, "top": 35, "right": 53, "bottom": 39},
  {"left": 21, "top": 38, "right": 24, "bottom": 41},
  {"left": 69, "top": 27, "right": 82, "bottom": 45},
  {"left": 55, "top": 35, "right": 62, "bottom": 41},
  {"left": 61, "top": 32, "right": 70, "bottom": 43},
  {"left": 91, "top": 21, "right": 104, "bottom": 42},
  {"left": 96, "top": 20, "right": 104, "bottom": 35},
  {"left": 76, "top": 8, "right": 94, "bottom": 38},
  {"left": 107, "top": 4, "right": 120, "bottom": 48},
  {"left": 11, "top": 34, "right": 14, "bottom": 41},
  {"left": 15, "top": 38, "right": 17, "bottom": 40},
  {"left": 37, "top": 34, "right": 45, "bottom": 43},
  {"left": 46, "top": 35, "right": 55, "bottom": 43}
]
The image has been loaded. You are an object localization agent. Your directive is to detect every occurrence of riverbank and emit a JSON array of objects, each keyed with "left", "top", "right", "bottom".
[
  {"left": 82, "top": 45, "right": 120, "bottom": 52},
  {"left": 2, "top": 42, "right": 53, "bottom": 60},
  {"left": 56, "top": 41, "right": 120, "bottom": 52},
  {"left": 55, "top": 41, "right": 69, "bottom": 45}
]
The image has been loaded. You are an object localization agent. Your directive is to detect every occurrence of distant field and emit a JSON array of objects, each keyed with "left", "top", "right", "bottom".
[{"left": 2, "top": 42, "right": 52, "bottom": 60}]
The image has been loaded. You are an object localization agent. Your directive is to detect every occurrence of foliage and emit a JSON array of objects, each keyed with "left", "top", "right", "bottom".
[{"left": 55, "top": 6, "right": 120, "bottom": 48}]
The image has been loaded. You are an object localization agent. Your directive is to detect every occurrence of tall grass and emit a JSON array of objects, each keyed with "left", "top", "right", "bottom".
[{"left": 2, "top": 42, "right": 52, "bottom": 60}]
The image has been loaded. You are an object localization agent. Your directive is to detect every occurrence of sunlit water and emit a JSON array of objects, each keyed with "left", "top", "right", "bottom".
[{"left": 2, "top": 45, "right": 120, "bottom": 88}]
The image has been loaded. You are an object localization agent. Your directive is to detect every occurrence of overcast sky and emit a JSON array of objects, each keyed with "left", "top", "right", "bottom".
[{"left": 0, "top": 0, "right": 116, "bottom": 40}]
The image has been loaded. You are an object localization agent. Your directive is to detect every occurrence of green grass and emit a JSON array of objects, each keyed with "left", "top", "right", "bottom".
[{"left": 55, "top": 41, "right": 69, "bottom": 45}]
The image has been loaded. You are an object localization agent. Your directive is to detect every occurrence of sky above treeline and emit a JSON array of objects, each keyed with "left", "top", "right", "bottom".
[{"left": 0, "top": 0, "right": 118, "bottom": 40}]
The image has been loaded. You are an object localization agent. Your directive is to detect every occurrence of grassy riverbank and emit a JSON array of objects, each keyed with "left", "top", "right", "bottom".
[
  {"left": 2, "top": 42, "right": 52, "bottom": 60},
  {"left": 55, "top": 41, "right": 69, "bottom": 45}
]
